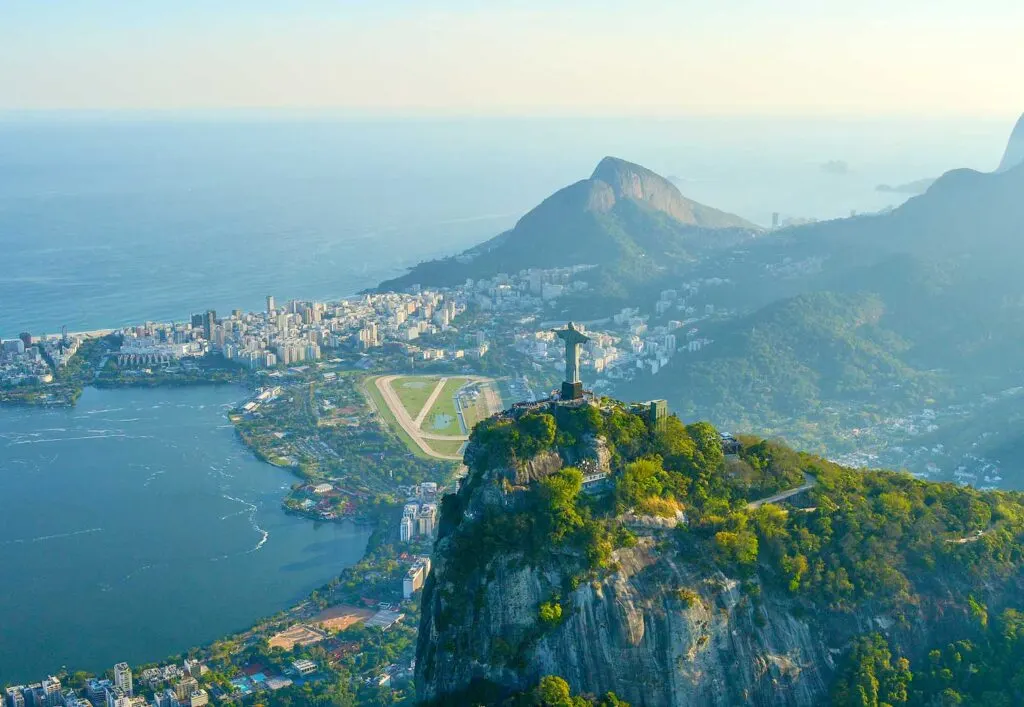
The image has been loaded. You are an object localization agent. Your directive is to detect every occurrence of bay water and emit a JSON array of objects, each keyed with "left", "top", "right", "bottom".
[{"left": 0, "top": 386, "right": 369, "bottom": 684}]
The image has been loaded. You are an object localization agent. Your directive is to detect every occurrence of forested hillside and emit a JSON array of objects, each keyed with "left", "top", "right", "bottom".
[{"left": 416, "top": 398, "right": 1024, "bottom": 706}]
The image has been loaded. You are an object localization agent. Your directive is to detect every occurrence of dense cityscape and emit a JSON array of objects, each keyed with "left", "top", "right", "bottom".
[{"left": 0, "top": 262, "right": 730, "bottom": 706}]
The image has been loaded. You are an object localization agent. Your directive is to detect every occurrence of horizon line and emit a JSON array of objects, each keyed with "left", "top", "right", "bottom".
[{"left": 0, "top": 107, "right": 1018, "bottom": 124}]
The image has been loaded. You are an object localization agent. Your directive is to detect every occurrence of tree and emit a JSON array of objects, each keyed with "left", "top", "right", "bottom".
[
  {"left": 832, "top": 634, "right": 910, "bottom": 707},
  {"left": 713, "top": 530, "right": 758, "bottom": 566},
  {"left": 515, "top": 413, "right": 557, "bottom": 458},
  {"left": 615, "top": 459, "right": 665, "bottom": 511},
  {"left": 535, "top": 676, "right": 574, "bottom": 706},
  {"left": 538, "top": 468, "right": 584, "bottom": 542},
  {"left": 539, "top": 600, "right": 563, "bottom": 625}
]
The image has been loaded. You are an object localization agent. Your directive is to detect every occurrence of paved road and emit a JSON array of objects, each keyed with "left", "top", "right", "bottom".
[{"left": 746, "top": 473, "right": 817, "bottom": 510}]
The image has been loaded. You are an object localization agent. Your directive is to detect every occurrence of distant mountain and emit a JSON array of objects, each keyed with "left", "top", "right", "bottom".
[
  {"left": 997, "top": 113, "right": 1024, "bottom": 172},
  {"left": 628, "top": 292, "right": 935, "bottom": 434},
  {"left": 621, "top": 162, "right": 1024, "bottom": 459},
  {"left": 377, "top": 157, "right": 758, "bottom": 292},
  {"left": 875, "top": 177, "right": 936, "bottom": 194}
]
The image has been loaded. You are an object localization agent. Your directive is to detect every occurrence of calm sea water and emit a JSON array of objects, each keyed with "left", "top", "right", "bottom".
[
  {"left": 0, "top": 115, "right": 1013, "bottom": 682},
  {"left": 0, "top": 116, "right": 1010, "bottom": 336},
  {"left": 0, "top": 386, "right": 370, "bottom": 684}
]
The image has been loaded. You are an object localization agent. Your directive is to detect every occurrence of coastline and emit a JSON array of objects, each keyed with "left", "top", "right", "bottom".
[
  {"left": 0, "top": 363, "right": 453, "bottom": 695},
  {"left": 0, "top": 385, "right": 374, "bottom": 685}
]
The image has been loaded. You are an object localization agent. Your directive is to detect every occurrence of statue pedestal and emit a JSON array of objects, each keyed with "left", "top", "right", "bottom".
[{"left": 561, "top": 381, "right": 584, "bottom": 400}]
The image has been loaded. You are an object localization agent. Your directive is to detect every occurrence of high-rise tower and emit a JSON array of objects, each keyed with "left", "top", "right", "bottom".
[{"left": 113, "top": 662, "right": 133, "bottom": 697}]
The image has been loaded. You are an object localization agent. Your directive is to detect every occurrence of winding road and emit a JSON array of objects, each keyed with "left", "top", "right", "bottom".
[{"left": 746, "top": 473, "right": 817, "bottom": 510}]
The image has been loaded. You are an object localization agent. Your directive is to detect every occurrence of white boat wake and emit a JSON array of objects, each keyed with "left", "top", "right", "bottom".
[
  {"left": 221, "top": 494, "right": 270, "bottom": 553},
  {"left": 1, "top": 527, "right": 103, "bottom": 546}
]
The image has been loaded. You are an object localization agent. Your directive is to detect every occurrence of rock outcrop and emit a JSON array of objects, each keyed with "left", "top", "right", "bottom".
[
  {"left": 588, "top": 157, "right": 756, "bottom": 229},
  {"left": 419, "top": 534, "right": 843, "bottom": 706},
  {"left": 416, "top": 400, "right": 1023, "bottom": 706}
]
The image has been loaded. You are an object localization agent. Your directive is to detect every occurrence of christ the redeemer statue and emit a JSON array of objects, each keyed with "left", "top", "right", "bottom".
[{"left": 554, "top": 321, "right": 589, "bottom": 400}]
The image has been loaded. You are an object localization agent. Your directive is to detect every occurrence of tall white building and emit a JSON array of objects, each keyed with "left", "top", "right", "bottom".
[
  {"left": 105, "top": 687, "right": 131, "bottom": 707},
  {"left": 114, "top": 662, "right": 133, "bottom": 697},
  {"left": 416, "top": 504, "right": 437, "bottom": 537},
  {"left": 41, "top": 677, "right": 61, "bottom": 707},
  {"left": 5, "top": 686, "right": 26, "bottom": 707},
  {"left": 154, "top": 690, "right": 180, "bottom": 707},
  {"left": 403, "top": 556, "right": 433, "bottom": 598}
]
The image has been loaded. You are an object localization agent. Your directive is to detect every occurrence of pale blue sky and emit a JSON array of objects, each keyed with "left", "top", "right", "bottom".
[{"left": 2, "top": 1, "right": 1022, "bottom": 116}]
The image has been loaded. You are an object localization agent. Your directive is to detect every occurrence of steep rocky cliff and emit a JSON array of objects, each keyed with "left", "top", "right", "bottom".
[{"left": 416, "top": 399, "right": 1024, "bottom": 706}]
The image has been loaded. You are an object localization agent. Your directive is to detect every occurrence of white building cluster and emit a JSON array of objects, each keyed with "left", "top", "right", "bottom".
[
  {"left": 114, "top": 288, "right": 473, "bottom": 371},
  {"left": 0, "top": 337, "right": 53, "bottom": 385},
  {"left": 400, "top": 502, "right": 438, "bottom": 542},
  {"left": 465, "top": 265, "right": 593, "bottom": 313},
  {"left": 39, "top": 335, "right": 81, "bottom": 369},
  {"left": 4, "top": 660, "right": 208, "bottom": 707}
]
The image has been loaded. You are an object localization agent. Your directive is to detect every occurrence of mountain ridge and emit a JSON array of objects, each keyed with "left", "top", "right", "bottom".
[
  {"left": 377, "top": 157, "right": 758, "bottom": 292},
  {"left": 619, "top": 158, "right": 1024, "bottom": 469}
]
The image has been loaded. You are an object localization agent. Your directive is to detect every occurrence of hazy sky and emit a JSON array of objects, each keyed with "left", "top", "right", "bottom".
[{"left": 3, "top": 0, "right": 1022, "bottom": 116}]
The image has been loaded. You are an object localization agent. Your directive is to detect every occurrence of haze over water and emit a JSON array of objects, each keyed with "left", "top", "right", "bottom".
[
  {"left": 0, "top": 385, "right": 370, "bottom": 684},
  {"left": 0, "top": 116, "right": 1009, "bottom": 336}
]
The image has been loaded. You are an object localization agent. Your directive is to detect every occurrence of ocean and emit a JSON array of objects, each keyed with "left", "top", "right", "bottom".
[
  {"left": 0, "top": 114, "right": 1013, "bottom": 681},
  {"left": 0, "top": 115, "right": 1010, "bottom": 336}
]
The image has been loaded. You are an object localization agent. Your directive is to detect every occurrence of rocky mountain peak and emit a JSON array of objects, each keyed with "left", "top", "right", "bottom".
[{"left": 589, "top": 156, "right": 694, "bottom": 221}]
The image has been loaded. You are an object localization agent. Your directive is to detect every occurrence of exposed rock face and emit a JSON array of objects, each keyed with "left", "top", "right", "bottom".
[
  {"left": 589, "top": 156, "right": 755, "bottom": 229},
  {"left": 997, "top": 113, "right": 1024, "bottom": 172},
  {"left": 418, "top": 529, "right": 840, "bottom": 706}
]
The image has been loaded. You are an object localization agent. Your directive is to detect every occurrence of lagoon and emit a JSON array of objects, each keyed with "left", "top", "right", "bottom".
[{"left": 0, "top": 385, "right": 370, "bottom": 684}]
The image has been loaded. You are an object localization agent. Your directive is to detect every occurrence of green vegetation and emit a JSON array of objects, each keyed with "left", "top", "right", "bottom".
[
  {"left": 236, "top": 371, "right": 453, "bottom": 512},
  {"left": 424, "top": 673, "right": 630, "bottom": 707},
  {"left": 428, "top": 396, "right": 1024, "bottom": 703},
  {"left": 361, "top": 376, "right": 434, "bottom": 461},
  {"left": 615, "top": 160, "right": 1024, "bottom": 474},
  {"left": 529, "top": 675, "right": 629, "bottom": 707},
  {"left": 831, "top": 633, "right": 912, "bottom": 707},
  {"left": 538, "top": 600, "right": 563, "bottom": 625},
  {"left": 631, "top": 292, "right": 939, "bottom": 443},
  {"left": 392, "top": 376, "right": 440, "bottom": 420},
  {"left": 832, "top": 609, "right": 1024, "bottom": 707},
  {"left": 424, "top": 439, "right": 465, "bottom": 457},
  {"left": 425, "top": 377, "right": 469, "bottom": 435}
]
